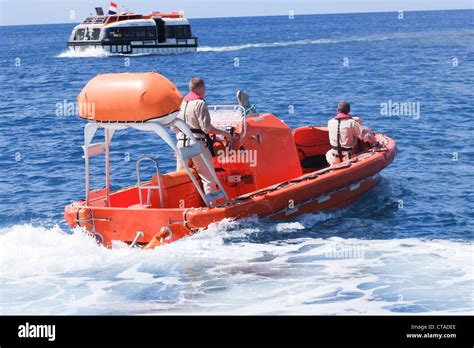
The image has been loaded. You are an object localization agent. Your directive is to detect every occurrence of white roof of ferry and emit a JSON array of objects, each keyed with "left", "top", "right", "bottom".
[
  {"left": 105, "top": 19, "right": 156, "bottom": 27},
  {"left": 105, "top": 18, "right": 190, "bottom": 27},
  {"left": 75, "top": 13, "right": 190, "bottom": 28},
  {"left": 161, "top": 18, "right": 190, "bottom": 25}
]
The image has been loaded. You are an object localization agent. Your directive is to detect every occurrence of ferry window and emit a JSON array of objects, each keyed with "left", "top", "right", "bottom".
[
  {"left": 94, "top": 17, "right": 106, "bottom": 24},
  {"left": 107, "top": 28, "right": 122, "bottom": 38},
  {"left": 75, "top": 28, "right": 86, "bottom": 40},
  {"left": 91, "top": 29, "right": 101, "bottom": 40},
  {"left": 170, "top": 25, "right": 191, "bottom": 39},
  {"left": 165, "top": 26, "right": 175, "bottom": 38},
  {"left": 174, "top": 25, "right": 186, "bottom": 39},
  {"left": 106, "top": 26, "right": 157, "bottom": 39},
  {"left": 146, "top": 27, "right": 157, "bottom": 38},
  {"left": 122, "top": 28, "right": 134, "bottom": 38},
  {"left": 135, "top": 27, "right": 146, "bottom": 38},
  {"left": 184, "top": 25, "right": 192, "bottom": 37},
  {"left": 107, "top": 16, "right": 118, "bottom": 24}
]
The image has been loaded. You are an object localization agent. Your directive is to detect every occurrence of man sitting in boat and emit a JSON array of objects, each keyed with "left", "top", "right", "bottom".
[
  {"left": 176, "top": 78, "right": 231, "bottom": 193},
  {"left": 326, "top": 100, "right": 378, "bottom": 165}
]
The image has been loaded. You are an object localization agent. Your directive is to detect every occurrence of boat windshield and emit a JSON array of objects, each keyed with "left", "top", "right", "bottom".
[{"left": 74, "top": 28, "right": 101, "bottom": 41}]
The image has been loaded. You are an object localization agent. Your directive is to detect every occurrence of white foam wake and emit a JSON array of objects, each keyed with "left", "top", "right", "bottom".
[
  {"left": 56, "top": 47, "right": 111, "bottom": 58},
  {"left": 0, "top": 222, "right": 472, "bottom": 315},
  {"left": 197, "top": 31, "right": 457, "bottom": 53},
  {"left": 198, "top": 38, "right": 336, "bottom": 52}
]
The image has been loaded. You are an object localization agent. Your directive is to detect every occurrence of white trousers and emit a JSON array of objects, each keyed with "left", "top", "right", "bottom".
[
  {"left": 325, "top": 149, "right": 352, "bottom": 166},
  {"left": 176, "top": 141, "right": 216, "bottom": 194}
]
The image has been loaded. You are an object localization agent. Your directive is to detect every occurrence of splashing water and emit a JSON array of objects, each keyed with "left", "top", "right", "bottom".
[
  {"left": 56, "top": 47, "right": 167, "bottom": 58},
  {"left": 56, "top": 47, "right": 111, "bottom": 58},
  {"left": 0, "top": 220, "right": 471, "bottom": 315},
  {"left": 1, "top": 11, "right": 473, "bottom": 315}
]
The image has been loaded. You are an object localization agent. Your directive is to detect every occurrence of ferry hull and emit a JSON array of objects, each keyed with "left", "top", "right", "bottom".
[{"left": 67, "top": 42, "right": 197, "bottom": 55}]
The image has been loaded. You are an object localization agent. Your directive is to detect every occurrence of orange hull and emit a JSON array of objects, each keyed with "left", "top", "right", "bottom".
[{"left": 65, "top": 116, "right": 396, "bottom": 248}]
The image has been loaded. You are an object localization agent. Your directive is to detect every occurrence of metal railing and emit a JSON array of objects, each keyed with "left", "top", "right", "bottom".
[{"left": 136, "top": 157, "right": 164, "bottom": 208}]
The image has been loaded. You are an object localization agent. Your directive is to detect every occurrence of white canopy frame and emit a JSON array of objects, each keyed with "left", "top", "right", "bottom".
[{"left": 82, "top": 112, "right": 229, "bottom": 207}]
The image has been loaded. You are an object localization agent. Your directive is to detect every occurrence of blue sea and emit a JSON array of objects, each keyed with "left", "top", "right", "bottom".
[{"left": 0, "top": 10, "right": 473, "bottom": 314}]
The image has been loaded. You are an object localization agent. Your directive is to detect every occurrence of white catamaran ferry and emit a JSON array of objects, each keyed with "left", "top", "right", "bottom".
[{"left": 68, "top": 2, "right": 197, "bottom": 54}]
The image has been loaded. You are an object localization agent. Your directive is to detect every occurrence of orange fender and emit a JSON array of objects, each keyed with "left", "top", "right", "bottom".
[
  {"left": 143, "top": 227, "right": 172, "bottom": 250},
  {"left": 64, "top": 204, "right": 93, "bottom": 231}
]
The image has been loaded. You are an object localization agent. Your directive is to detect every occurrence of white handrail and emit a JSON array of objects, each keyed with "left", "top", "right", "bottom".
[
  {"left": 136, "top": 157, "right": 164, "bottom": 208},
  {"left": 84, "top": 120, "right": 229, "bottom": 207}
]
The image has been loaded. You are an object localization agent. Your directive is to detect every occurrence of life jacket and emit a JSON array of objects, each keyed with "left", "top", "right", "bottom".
[
  {"left": 332, "top": 113, "right": 353, "bottom": 161},
  {"left": 180, "top": 91, "right": 215, "bottom": 156},
  {"left": 184, "top": 91, "right": 203, "bottom": 102},
  {"left": 334, "top": 112, "right": 351, "bottom": 120}
]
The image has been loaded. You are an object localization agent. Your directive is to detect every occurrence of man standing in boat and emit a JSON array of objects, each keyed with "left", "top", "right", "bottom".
[
  {"left": 326, "top": 100, "right": 379, "bottom": 166},
  {"left": 176, "top": 78, "right": 231, "bottom": 193}
]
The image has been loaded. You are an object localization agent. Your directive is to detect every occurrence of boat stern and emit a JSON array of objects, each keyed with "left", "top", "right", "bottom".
[{"left": 64, "top": 199, "right": 193, "bottom": 248}]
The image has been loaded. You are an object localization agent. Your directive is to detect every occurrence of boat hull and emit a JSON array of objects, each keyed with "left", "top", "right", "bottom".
[
  {"left": 64, "top": 135, "right": 396, "bottom": 248},
  {"left": 67, "top": 42, "right": 197, "bottom": 55}
]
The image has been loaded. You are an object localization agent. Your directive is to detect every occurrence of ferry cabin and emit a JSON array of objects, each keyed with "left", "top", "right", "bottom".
[{"left": 68, "top": 12, "right": 197, "bottom": 54}]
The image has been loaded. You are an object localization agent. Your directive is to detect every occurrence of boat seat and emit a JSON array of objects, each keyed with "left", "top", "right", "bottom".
[
  {"left": 293, "top": 126, "right": 331, "bottom": 160},
  {"left": 148, "top": 169, "right": 205, "bottom": 208},
  {"left": 156, "top": 169, "right": 201, "bottom": 188},
  {"left": 300, "top": 155, "right": 328, "bottom": 169}
]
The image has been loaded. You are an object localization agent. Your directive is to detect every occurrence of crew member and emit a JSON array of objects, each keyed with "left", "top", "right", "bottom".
[
  {"left": 176, "top": 78, "right": 231, "bottom": 193},
  {"left": 326, "top": 100, "right": 379, "bottom": 166}
]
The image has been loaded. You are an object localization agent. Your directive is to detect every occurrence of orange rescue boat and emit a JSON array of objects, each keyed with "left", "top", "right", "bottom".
[{"left": 64, "top": 72, "right": 397, "bottom": 249}]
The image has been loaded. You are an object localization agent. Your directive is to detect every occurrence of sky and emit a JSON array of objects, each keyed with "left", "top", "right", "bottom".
[{"left": 0, "top": 0, "right": 472, "bottom": 26}]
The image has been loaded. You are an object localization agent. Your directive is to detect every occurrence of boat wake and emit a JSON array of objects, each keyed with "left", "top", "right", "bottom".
[
  {"left": 56, "top": 38, "right": 378, "bottom": 56},
  {"left": 56, "top": 47, "right": 111, "bottom": 58},
  {"left": 197, "top": 35, "right": 399, "bottom": 52},
  {"left": 197, "top": 30, "right": 471, "bottom": 53},
  {"left": 0, "top": 220, "right": 472, "bottom": 315},
  {"left": 56, "top": 48, "right": 157, "bottom": 58},
  {"left": 198, "top": 39, "right": 336, "bottom": 52}
]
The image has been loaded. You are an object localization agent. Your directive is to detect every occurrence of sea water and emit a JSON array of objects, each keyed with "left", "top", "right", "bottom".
[{"left": 0, "top": 11, "right": 472, "bottom": 314}]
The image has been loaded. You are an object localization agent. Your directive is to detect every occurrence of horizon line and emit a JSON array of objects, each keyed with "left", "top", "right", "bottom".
[{"left": 0, "top": 7, "right": 472, "bottom": 27}]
